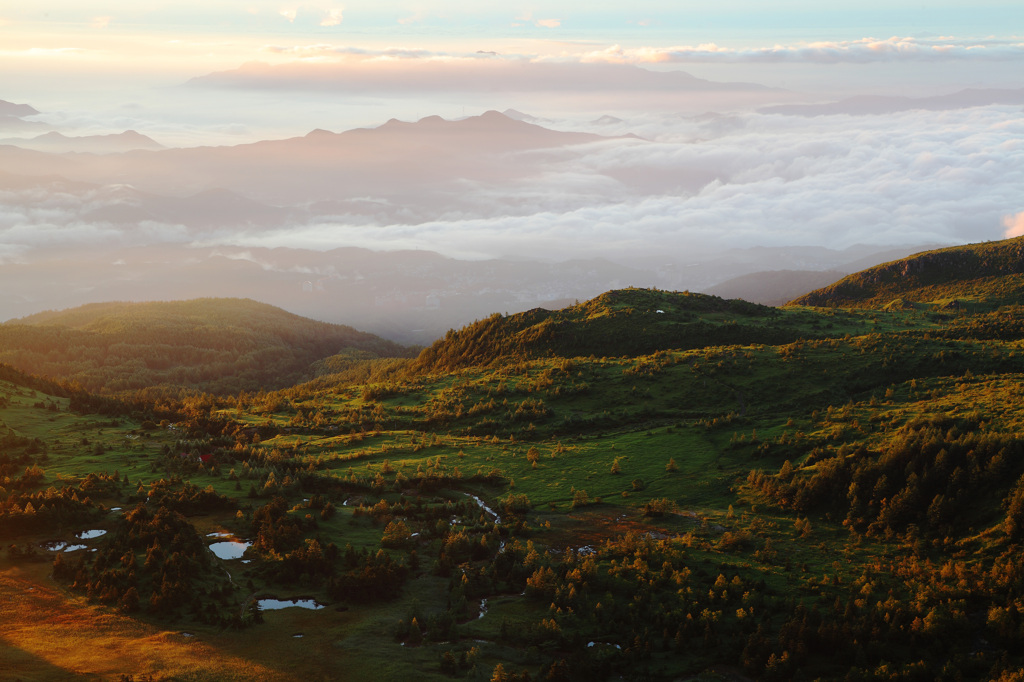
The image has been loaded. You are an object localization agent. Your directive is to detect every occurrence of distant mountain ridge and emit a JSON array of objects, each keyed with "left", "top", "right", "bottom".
[
  {"left": 0, "top": 99, "right": 46, "bottom": 133},
  {"left": 701, "top": 245, "right": 944, "bottom": 306},
  {"left": 0, "top": 110, "right": 613, "bottom": 204},
  {"left": 760, "top": 87, "right": 1024, "bottom": 116},
  {"left": 706, "top": 270, "right": 847, "bottom": 307},
  {"left": 0, "top": 130, "right": 164, "bottom": 154},
  {"left": 0, "top": 99, "right": 40, "bottom": 118},
  {"left": 187, "top": 60, "right": 774, "bottom": 94}
]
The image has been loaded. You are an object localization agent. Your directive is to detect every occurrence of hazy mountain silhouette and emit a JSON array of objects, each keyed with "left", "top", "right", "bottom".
[
  {"left": 501, "top": 109, "right": 537, "bottom": 122},
  {"left": 0, "top": 130, "right": 164, "bottom": 154},
  {"left": 0, "top": 111, "right": 610, "bottom": 205},
  {"left": 759, "top": 88, "right": 1024, "bottom": 116},
  {"left": 705, "top": 270, "right": 847, "bottom": 306},
  {"left": 0, "top": 99, "right": 46, "bottom": 133},
  {"left": 187, "top": 60, "right": 775, "bottom": 94},
  {"left": 695, "top": 244, "right": 945, "bottom": 304},
  {"left": 0, "top": 100, "right": 40, "bottom": 118}
]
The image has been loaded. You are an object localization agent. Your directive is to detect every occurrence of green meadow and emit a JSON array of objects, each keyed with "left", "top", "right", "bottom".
[{"left": 5, "top": 239, "right": 1024, "bottom": 680}]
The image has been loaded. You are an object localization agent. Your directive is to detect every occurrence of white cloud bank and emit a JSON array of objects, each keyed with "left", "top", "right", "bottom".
[
  {"left": 585, "top": 36, "right": 1024, "bottom": 65},
  {"left": 278, "top": 3, "right": 344, "bottom": 26},
  {"left": 198, "top": 106, "right": 1023, "bottom": 258},
  {"left": 236, "top": 35, "right": 1024, "bottom": 68},
  {"left": 2, "top": 105, "right": 1021, "bottom": 264}
]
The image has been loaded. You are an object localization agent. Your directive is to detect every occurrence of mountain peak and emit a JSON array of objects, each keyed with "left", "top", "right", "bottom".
[
  {"left": 501, "top": 108, "right": 534, "bottom": 121},
  {"left": 4, "top": 129, "right": 165, "bottom": 153},
  {"left": 0, "top": 99, "right": 40, "bottom": 118}
]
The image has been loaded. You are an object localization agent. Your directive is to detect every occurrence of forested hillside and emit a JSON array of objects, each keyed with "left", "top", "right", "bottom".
[
  {"left": 5, "top": 238, "right": 1024, "bottom": 681},
  {"left": 0, "top": 298, "right": 415, "bottom": 395}
]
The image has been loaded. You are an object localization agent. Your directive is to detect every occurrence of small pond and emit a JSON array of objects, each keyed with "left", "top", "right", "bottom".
[
  {"left": 77, "top": 529, "right": 107, "bottom": 540},
  {"left": 257, "top": 598, "right": 324, "bottom": 611},
  {"left": 209, "top": 540, "right": 251, "bottom": 560}
]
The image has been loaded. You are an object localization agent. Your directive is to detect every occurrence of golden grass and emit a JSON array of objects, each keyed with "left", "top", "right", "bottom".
[{"left": 0, "top": 564, "right": 290, "bottom": 681}]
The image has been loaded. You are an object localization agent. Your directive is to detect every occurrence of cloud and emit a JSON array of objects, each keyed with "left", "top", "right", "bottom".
[
  {"left": 260, "top": 44, "right": 444, "bottom": 59},
  {"left": 0, "top": 47, "right": 87, "bottom": 59},
  {"left": 215, "top": 106, "right": 1020, "bottom": 258},
  {"left": 188, "top": 34, "right": 1023, "bottom": 99},
  {"left": 278, "top": 3, "right": 343, "bottom": 27},
  {"left": 1003, "top": 212, "right": 1024, "bottom": 238},
  {"left": 91, "top": 16, "right": 112, "bottom": 29},
  {"left": 187, "top": 56, "right": 770, "bottom": 93},
  {"left": 535, "top": 19, "right": 561, "bottom": 29},
  {"left": 3, "top": 106, "right": 1022, "bottom": 268},
  {"left": 0, "top": 180, "right": 193, "bottom": 251},
  {"left": 213, "top": 35, "right": 1024, "bottom": 72},
  {"left": 320, "top": 8, "right": 343, "bottom": 26},
  {"left": 398, "top": 11, "right": 427, "bottom": 26},
  {"left": 582, "top": 36, "right": 1024, "bottom": 65}
]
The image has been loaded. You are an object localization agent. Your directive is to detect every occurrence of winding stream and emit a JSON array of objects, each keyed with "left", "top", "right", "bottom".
[{"left": 465, "top": 493, "right": 501, "bottom": 524}]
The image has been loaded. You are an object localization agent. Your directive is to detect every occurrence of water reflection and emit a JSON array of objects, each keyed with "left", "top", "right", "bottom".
[
  {"left": 209, "top": 540, "right": 251, "bottom": 560},
  {"left": 257, "top": 598, "right": 324, "bottom": 610},
  {"left": 77, "top": 530, "right": 106, "bottom": 540}
]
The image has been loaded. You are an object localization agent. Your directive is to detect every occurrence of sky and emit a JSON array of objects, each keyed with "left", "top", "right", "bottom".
[
  {"left": 0, "top": 1, "right": 1018, "bottom": 146},
  {"left": 0, "top": 1, "right": 1022, "bottom": 329},
  {"left": 3, "top": 1, "right": 1022, "bottom": 105}
]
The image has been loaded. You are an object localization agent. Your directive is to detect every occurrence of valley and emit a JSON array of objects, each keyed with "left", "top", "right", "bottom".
[{"left": 2, "top": 239, "right": 1024, "bottom": 680}]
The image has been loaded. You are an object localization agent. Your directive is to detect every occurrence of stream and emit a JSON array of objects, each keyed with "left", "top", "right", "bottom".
[{"left": 464, "top": 493, "right": 501, "bottom": 524}]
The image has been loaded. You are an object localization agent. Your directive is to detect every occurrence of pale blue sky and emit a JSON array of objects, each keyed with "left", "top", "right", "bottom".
[
  {"left": 4, "top": 1, "right": 1022, "bottom": 43},
  {"left": 2, "top": 0, "right": 1020, "bottom": 87}
]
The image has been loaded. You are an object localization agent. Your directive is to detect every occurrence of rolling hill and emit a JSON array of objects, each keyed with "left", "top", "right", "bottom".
[
  {"left": 789, "top": 236, "right": 1024, "bottom": 309},
  {"left": 0, "top": 298, "right": 415, "bottom": 395},
  {"left": 413, "top": 287, "right": 883, "bottom": 373},
  {"left": 6, "top": 239, "right": 1024, "bottom": 681}
]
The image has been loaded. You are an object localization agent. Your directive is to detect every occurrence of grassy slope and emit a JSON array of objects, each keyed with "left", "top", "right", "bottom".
[
  {"left": 412, "top": 287, "right": 931, "bottom": 373},
  {"left": 789, "top": 236, "right": 1024, "bottom": 309},
  {"left": 0, "top": 298, "right": 415, "bottom": 395},
  {"left": 6, "top": 245, "right": 1024, "bottom": 679}
]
